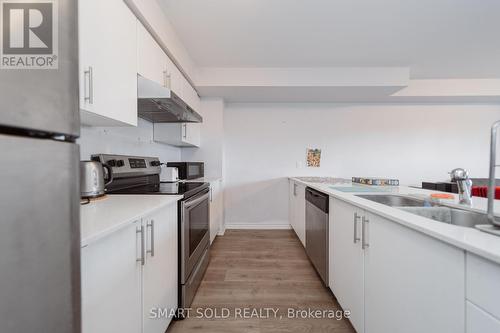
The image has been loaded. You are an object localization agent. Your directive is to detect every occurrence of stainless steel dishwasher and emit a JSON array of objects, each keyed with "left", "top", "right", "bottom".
[{"left": 305, "top": 187, "right": 329, "bottom": 285}]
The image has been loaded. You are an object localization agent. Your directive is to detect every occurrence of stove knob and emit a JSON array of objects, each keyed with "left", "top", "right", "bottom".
[
  {"left": 107, "top": 159, "right": 117, "bottom": 167},
  {"left": 150, "top": 161, "right": 161, "bottom": 167},
  {"left": 116, "top": 160, "right": 125, "bottom": 167}
]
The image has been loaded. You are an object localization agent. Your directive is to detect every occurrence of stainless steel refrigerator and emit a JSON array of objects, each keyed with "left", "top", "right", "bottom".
[{"left": 0, "top": 0, "right": 81, "bottom": 332}]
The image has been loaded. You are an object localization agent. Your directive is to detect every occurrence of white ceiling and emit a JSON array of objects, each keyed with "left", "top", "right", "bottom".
[{"left": 159, "top": 0, "right": 500, "bottom": 79}]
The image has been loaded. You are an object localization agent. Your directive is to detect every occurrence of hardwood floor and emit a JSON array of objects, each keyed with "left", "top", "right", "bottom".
[{"left": 167, "top": 230, "right": 356, "bottom": 333}]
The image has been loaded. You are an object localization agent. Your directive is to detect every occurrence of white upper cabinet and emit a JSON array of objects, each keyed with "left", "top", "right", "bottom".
[
  {"left": 182, "top": 78, "right": 201, "bottom": 112},
  {"left": 136, "top": 20, "right": 202, "bottom": 147},
  {"left": 137, "top": 22, "right": 168, "bottom": 87},
  {"left": 166, "top": 55, "right": 184, "bottom": 98},
  {"left": 153, "top": 122, "right": 201, "bottom": 147},
  {"left": 137, "top": 31, "right": 200, "bottom": 112},
  {"left": 79, "top": 0, "right": 138, "bottom": 126}
]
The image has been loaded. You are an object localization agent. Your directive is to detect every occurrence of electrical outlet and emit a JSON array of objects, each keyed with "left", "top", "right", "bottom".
[{"left": 296, "top": 161, "right": 303, "bottom": 169}]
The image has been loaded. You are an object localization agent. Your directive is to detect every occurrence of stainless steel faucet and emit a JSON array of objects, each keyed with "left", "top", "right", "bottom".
[{"left": 450, "top": 168, "right": 472, "bottom": 205}]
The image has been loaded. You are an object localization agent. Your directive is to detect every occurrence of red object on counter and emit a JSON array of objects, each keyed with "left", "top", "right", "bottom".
[{"left": 471, "top": 186, "right": 500, "bottom": 199}]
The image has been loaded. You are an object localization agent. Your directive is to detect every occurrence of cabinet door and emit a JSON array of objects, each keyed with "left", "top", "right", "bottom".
[
  {"left": 166, "top": 56, "right": 183, "bottom": 98},
  {"left": 79, "top": 0, "right": 137, "bottom": 126},
  {"left": 81, "top": 222, "right": 142, "bottom": 333},
  {"left": 294, "top": 183, "right": 306, "bottom": 246},
  {"left": 182, "top": 79, "right": 200, "bottom": 111},
  {"left": 216, "top": 180, "right": 224, "bottom": 235},
  {"left": 137, "top": 22, "right": 167, "bottom": 87},
  {"left": 183, "top": 123, "right": 201, "bottom": 147},
  {"left": 467, "top": 301, "right": 500, "bottom": 333},
  {"left": 289, "top": 181, "right": 297, "bottom": 232},
  {"left": 142, "top": 205, "right": 178, "bottom": 333},
  {"left": 330, "top": 199, "right": 364, "bottom": 333},
  {"left": 209, "top": 180, "right": 222, "bottom": 243},
  {"left": 466, "top": 253, "right": 500, "bottom": 320},
  {"left": 364, "top": 212, "right": 465, "bottom": 333},
  {"left": 153, "top": 123, "right": 200, "bottom": 147}
]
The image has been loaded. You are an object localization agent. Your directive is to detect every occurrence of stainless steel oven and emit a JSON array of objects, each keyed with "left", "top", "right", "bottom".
[
  {"left": 180, "top": 187, "right": 210, "bottom": 308},
  {"left": 93, "top": 154, "right": 211, "bottom": 312}
]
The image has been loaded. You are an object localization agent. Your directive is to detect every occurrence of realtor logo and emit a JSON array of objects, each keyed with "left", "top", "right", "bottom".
[{"left": 1, "top": 0, "right": 58, "bottom": 69}]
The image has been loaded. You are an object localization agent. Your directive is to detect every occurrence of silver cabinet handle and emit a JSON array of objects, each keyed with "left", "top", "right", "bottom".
[
  {"left": 182, "top": 123, "right": 187, "bottom": 139},
  {"left": 353, "top": 212, "right": 361, "bottom": 243},
  {"left": 136, "top": 225, "right": 145, "bottom": 265},
  {"left": 84, "top": 66, "right": 94, "bottom": 104},
  {"left": 293, "top": 183, "right": 298, "bottom": 196},
  {"left": 362, "top": 216, "right": 370, "bottom": 250},
  {"left": 147, "top": 220, "right": 155, "bottom": 257}
]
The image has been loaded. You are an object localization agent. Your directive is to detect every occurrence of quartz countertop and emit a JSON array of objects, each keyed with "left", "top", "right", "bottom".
[
  {"left": 290, "top": 177, "right": 500, "bottom": 264},
  {"left": 80, "top": 195, "right": 181, "bottom": 247}
]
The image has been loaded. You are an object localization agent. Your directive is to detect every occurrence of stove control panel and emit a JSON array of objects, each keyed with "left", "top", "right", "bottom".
[
  {"left": 129, "top": 158, "right": 147, "bottom": 169},
  {"left": 91, "top": 154, "right": 161, "bottom": 178}
]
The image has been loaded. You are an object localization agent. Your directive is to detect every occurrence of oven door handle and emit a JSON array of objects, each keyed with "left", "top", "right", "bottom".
[{"left": 183, "top": 190, "right": 210, "bottom": 210}]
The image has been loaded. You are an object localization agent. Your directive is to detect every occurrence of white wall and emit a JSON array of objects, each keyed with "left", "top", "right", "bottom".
[
  {"left": 223, "top": 103, "right": 500, "bottom": 228},
  {"left": 78, "top": 118, "right": 181, "bottom": 162},
  {"left": 181, "top": 98, "right": 224, "bottom": 179}
]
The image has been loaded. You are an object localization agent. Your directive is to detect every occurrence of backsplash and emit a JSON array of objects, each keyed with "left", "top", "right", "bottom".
[{"left": 78, "top": 118, "right": 181, "bottom": 162}]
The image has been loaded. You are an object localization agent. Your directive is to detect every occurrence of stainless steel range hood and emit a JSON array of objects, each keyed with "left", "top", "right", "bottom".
[{"left": 137, "top": 75, "right": 202, "bottom": 123}]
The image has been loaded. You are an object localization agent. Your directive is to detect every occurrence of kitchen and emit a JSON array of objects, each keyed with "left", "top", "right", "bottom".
[{"left": 1, "top": 1, "right": 500, "bottom": 333}]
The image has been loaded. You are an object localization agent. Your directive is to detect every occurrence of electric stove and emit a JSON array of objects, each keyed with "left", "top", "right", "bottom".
[
  {"left": 91, "top": 153, "right": 211, "bottom": 312},
  {"left": 90, "top": 153, "right": 209, "bottom": 199}
]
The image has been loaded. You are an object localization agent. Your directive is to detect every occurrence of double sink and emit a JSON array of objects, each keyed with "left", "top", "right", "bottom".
[{"left": 356, "top": 194, "right": 490, "bottom": 228}]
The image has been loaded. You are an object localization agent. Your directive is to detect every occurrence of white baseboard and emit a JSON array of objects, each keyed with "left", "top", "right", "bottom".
[
  {"left": 217, "top": 226, "right": 226, "bottom": 236},
  {"left": 225, "top": 223, "right": 292, "bottom": 230}
]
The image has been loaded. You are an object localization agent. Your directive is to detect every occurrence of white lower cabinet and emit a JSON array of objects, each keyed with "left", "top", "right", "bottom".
[
  {"left": 289, "top": 180, "right": 306, "bottom": 246},
  {"left": 465, "top": 253, "right": 500, "bottom": 332},
  {"left": 153, "top": 123, "right": 201, "bottom": 147},
  {"left": 364, "top": 212, "right": 465, "bottom": 333},
  {"left": 142, "top": 206, "right": 178, "bottom": 333},
  {"left": 329, "top": 198, "right": 465, "bottom": 333},
  {"left": 466, "top": 253, "right": 500, "bottom": 320},
  {"left": 467, "top": 301, "right": 500, "bottom": 333},
  {"left": 82, "top": 203, "right": 178, "bottom": 333},
  {"left": 330, "top": 199, "right": 365, "bottom": 333},
  {"left": 209, "top": 179, "right": 224, "bottom": 243},
  {"left": 81, "top": 222, "right": 142, "bottom": 333}
]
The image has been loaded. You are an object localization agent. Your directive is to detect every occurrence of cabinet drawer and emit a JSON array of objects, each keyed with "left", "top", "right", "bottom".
[
  {"left": 466, "top": 253, "right": 500, "bottom": 319},
  {"left": 467, "top": 301, "right": 500, "bottom": 333}
]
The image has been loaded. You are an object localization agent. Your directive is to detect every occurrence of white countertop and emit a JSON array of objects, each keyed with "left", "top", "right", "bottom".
[
  {"left": 290, "top": 177, "right": 500, "bottom": 264},
  {"left": 80, "top": 195, "right": 182, "bottom": 247}
]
